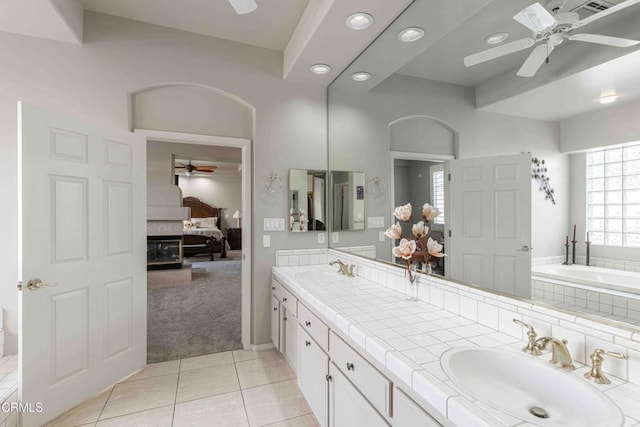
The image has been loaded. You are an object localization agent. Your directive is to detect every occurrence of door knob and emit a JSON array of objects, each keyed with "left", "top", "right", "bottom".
[
  {"left": 25, "top": 278, "right": 56, "bottom": 290},
  {"left": 518, "top": 245, "right": 532, "bottom": 252}
]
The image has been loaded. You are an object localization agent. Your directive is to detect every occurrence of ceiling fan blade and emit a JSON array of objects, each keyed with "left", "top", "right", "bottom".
[
  {"left": 573, "top": 0, "right": 640, "bottom": 28},
  {"left": 175, "top": 164, "right": 186, "bottom": 169},
  {"left": 464, "top": 38, "right": 536, "bottom": 67},
  {"left": 517, "top": 43, "right": 555, "bottom": 77},
  {"left": 514, "top": 3, "right": 558, "bottom": 33},
  {"left": 228, "top": 0, "right": 257, "bottom": 15},
  {"left": 194, "top": 166, "right": 217, "bottom": 172},
  {"left": 569, "top": 33, "right": 640, "bottom": 47}
]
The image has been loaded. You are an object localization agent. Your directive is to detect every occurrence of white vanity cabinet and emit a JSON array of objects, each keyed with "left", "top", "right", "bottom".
[
  {"left": 393, "top": 387, "right": 440, "bottom": 427},
  {"left": 283, "top": 305, "right": 298, "bottom": 374},
  {"left": 271, "top": 279, "right": 297, "bottom": 373},
  {"left": 297, "top": 326, "right": 329, "bottom": 427},
  {"left": 271, "top": 295, "right": 281, "bottom": 350},
  {"left": 329, "top": 362, "right": 390, "bottom": 427}
]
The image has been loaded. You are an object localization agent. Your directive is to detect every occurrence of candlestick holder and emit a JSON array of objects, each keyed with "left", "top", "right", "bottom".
[
  {"left": 571, "top": 240, "right": 577, "bottom": 265},
  {"left": 586, "top": 241, "right": 591, "bottom": 266},
  {"left": 563, "top": 242, "right": 570, "bottom": 265}
]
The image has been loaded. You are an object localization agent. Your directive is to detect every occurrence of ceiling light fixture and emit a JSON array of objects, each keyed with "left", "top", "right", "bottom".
[
  {"left": 310, "top": 64, "right": 332, "bottom": 75},
  {"left": 599, "top": 94, "right": 618, "bottom": 104},
  {"left": 485, "top": 32, "right": 509, "bottom": 45},
  {"left": 397, "top": 27, "right": 425, "bottom": 43},
  {"left": 345, "top": 13, "right": 374, "bottom": 30},
  {"left": 228, "top": 0, "right": 257, "bottom": 15},
  {"left": 351, "top": 72, "right": 371, "bottom": 82},
  {"left": 184, "top": 170, "right": 193, "bottom": 177}
]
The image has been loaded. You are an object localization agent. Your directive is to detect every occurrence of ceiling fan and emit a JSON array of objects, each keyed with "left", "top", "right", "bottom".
[
  {"left": 175, "top": 160, "right": 217, "bottom": 177},
  {"left": 228, "top": 0, "right": 257, "bottom": 15},
  {"left": 464, "top": 0, "right": 640, "bottom": 77}
]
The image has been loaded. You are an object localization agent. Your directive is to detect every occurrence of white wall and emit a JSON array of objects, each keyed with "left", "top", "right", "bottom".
[
  {"left": 329, "top": 74, "right": 567, "bottom": 262},
  {"left": 0, "top": 11, "right": 327, "bottom": 353},
  {"left": 179, "top": 176, "right": 242, "bottom": 230}
]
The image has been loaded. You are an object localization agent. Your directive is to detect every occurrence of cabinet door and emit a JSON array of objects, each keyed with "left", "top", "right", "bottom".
[
  {"left": 271, "top": 295, "right": 280, "bottom": 351},
  {"left": 283, "top": 306, "right": 298, "bottom": 374},
  {"left": 298, "top": 326, "right": 328, "bottom": 427},
  {"left": 329, "top": 363, "right": 389, "bottom": 427}
]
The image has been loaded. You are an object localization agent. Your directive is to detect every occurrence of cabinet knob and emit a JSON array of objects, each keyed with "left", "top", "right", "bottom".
[
  {"left": 325, "top": 374, "right": 332, "bottom": 382},
  {"left": 272, "top": 286, "right": 275, "bottom": 290},
  {"left": 346, "top": 362, "right": 354, "bottom": 371},
  {"left": 305, "top": 321, "right": 311, "bottom": 327},
  {"left": 282, "top": 297, "right": 287, "bottom": 302},
  {"left": 283, "top": 317, "right": 288, "bottom": 321},
  {"left": 273, "top": 307, "right": 278, "bottom": 311},
  {"left": 305, "top": 340, "right": 311, "bottom": 347}
]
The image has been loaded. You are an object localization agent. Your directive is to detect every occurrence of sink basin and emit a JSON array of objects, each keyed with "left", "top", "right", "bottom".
[
  {"left": 294, "top": 270, "right": 347, "bottom": 283},
  {"left": 441, "top": 347, "right": 623, "bottom": 426}
]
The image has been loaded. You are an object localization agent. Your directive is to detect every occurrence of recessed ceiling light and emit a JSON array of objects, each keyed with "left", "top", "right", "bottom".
[
  {"left": 485, "top": 32, "right": 509, "bottom": 45},
  {"left": 345, "top": 13, "right": 374, "bottom": 30},
  {"left": 599, "top": 94, "right": 619, "bottom": 104},
  {"left": 351, "top": 72, "right": 372, "bottom": 82},
  {"left": 397, "top": 27, "right": 425, "bottom": 43},
  {"left": 310, "top": 64, "right": 332, "bottom": 75}
]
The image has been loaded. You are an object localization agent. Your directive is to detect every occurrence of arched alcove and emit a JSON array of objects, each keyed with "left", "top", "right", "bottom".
[{"left": 389, "top": 115, "right": 458, "bottom": 157}]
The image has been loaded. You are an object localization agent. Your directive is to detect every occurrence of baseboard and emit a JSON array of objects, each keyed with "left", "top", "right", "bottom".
[{"left": 251, "top": 343, "right": 275, "bottom": 351}]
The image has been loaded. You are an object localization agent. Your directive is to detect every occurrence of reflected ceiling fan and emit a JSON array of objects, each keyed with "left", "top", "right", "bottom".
[
  {"left": 464, "top": 0, "right": 640, "bottom": 77},
  {"left": 175, "top": 160, "right": 217, "bottom": 177},
  {"left": 228, "top": 0, "right": 257, "bottom": 15}
]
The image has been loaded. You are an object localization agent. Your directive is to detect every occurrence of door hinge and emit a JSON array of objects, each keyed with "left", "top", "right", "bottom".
[
  {"left": 448, "top": 230, "right": 452, "bottom": 237},
  {"left": 17, "top": 281, "right": 22, "bottom": 291},
  {"left": 325, "top": 374, "right": 332, "bottom": 382},
  {"left": 448, "top": 173, "right": 451, "bottom": 181}
]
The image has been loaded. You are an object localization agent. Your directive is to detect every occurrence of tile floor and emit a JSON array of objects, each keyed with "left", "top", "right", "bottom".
[{"left": 46, "top": 349, "right": 320, "bottom": 427}]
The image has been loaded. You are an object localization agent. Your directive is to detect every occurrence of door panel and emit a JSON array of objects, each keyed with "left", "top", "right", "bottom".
[{"left": 19, "top": 102, "right": 146, "bottom": 426}]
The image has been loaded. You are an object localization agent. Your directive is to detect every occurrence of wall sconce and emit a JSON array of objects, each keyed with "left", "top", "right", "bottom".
[
  {"left": 531, "top": 156, "right": 555, "bottom": 205},
  {"left": 232, "top": 210, "right": 242, "bottom": 228},
  {"left": 369, "top": 176, "right": 386, "bottom": 195},
  {"left": 264, "top": 172, "right": 283, "bottom": 193}
]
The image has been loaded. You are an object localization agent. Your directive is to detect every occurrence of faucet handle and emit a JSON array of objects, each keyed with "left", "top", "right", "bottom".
[
  {"left": 513, "top": 319, "right": 543, "bottom": 356},
  {"left": 585, "top": 349, "right": 629, "bottom": 385}
]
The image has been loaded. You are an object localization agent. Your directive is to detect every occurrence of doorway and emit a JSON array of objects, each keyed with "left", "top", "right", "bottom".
[{"left": 137, "top": 130, "right": 251, "bottom": 360}]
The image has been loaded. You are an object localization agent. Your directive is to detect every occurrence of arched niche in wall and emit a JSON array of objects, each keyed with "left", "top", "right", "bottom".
[
  {"left": 130, "top": 83, "right": 254, "bottom": 139},
  {"left": 389, "top": 115, "right": 458, "bottom": 157}
]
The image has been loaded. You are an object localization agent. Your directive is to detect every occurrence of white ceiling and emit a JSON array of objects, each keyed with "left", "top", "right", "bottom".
[{"left": 79, "top": 0, "right": 309, "bottom": 51}]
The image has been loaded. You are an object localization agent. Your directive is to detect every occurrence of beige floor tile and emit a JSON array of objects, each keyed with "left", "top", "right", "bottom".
[
  {"left": 264, "top": 414, "right": 321, "bottom": 427},
  {"left": 232, "top": 349, "right": 282, "bottom": 363},
  {"left": 119, "top": 360, "right": 180, "bottom": 383},
  {"left": 176, "top": 363, "right": 240, "bottom": 403},
  {"left": 46, "top": 388, "right": 112, "bottom": 427},
  {"left": 173, "top": 391, "right": 248, "bottom": 427},
  {"left": 236, "top": 355, "right": 295, "bottom": 389},
  {"left": 242, "top": 379, "right": 311, "bottom": 426},
  {"left": 95, "top": 405, "right": 173, "bottom": 427},
  {"left": 100, "top": 374, "right": 177, "bottom": 420},
  {"left": 180, "top": 351, "right": 234, "bottom": 372}
]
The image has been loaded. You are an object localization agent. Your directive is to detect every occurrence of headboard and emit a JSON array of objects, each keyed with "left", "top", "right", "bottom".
[{"left": 183, "top": 197, "right": 223, "bottom": 219}]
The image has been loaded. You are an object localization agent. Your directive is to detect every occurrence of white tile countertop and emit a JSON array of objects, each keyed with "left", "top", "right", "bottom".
[{"left": 272, "top": 264, "right": 640, "bottom": 427}]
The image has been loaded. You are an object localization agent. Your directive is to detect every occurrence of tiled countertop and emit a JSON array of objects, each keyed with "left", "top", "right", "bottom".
[{"left": 273, "top": 264, "right": 640, "bottom": 427}]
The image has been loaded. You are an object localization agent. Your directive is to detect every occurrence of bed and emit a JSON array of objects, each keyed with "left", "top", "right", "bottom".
[{"left": 182, "top": 196, "right": 229, "bottom": 259}]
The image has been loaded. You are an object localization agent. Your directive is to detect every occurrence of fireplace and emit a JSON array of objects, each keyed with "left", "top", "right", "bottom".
[{"left": 147, "top": 235, "right": 183, "bottom": 270}]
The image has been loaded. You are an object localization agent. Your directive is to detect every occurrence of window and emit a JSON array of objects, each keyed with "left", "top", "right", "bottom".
[
  {"left": 431, "top": 164, "right": 445, "bottom": 225},
  {"left": 587, "top": 142, "right": 640, "bottom": 247}
]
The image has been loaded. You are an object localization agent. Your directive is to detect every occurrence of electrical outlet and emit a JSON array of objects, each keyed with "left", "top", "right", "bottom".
[
  {"left": 263, "top": 235, "right": 271, "bottom": 247},
  {"left": 332, "top": 232, "right": 339, "bottom": 243},
  {"left": 318, "top": 233, "right": 326, "bottom": 244},
  {"left": 379, "top": 231, "right": 386, "bottom": 242}
]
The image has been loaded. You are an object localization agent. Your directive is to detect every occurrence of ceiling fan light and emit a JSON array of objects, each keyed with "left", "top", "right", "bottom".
[
  {"left": 397, "top": 27, "right": 424, "bottom": 43},
  {"left": 228, "top": 0, "right": 257, "bottom": 15},
  {"left": 310, "top": 64, "right": 332, "bottom": 75},
  {"left": 185, "top": 170, "right": 193, "bottom": 177},
  {"left": 599, "top": 94, "right": 618, "bottom": 104},
  {"left": 345, "top": 13, "right": 374, "bottom": 30},
  {"left": 485, "top": 32, "right": 509, "bottom": 45}
]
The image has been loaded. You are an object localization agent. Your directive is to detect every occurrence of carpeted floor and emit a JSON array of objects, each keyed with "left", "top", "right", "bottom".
[{"left": 147, "top": 260, "right": 242, "bottom": 363}]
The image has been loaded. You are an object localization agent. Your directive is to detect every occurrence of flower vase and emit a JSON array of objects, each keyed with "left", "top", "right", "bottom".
[{"left": 407, "top": 262, "right": 419, "bottom": 301}]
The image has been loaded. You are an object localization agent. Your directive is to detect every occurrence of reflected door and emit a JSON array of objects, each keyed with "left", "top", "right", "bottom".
[
  {"left": 19, "top": 103, "right": 147, "bottom": 426},
  {"left": 448, "top": 153, "right": 531, "bottom": 297}
]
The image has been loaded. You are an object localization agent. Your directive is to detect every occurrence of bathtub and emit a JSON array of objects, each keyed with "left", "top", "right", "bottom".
[{"left": 531, "top": 264, "right": 640, "bottom": 296}]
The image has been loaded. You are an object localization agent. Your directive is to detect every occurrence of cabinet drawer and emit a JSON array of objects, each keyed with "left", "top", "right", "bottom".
[
  {"left": 329, "top": 331, "right": 391, "bottom": 417},
  {"left": 280, "top": 286, "right": 297, "bottom": 318},
  {"left": 298, "top": 302, "right": 329, "bottom": 352},
  {"left": 393, "top": 387, "right": 441, "bottom": 427}
]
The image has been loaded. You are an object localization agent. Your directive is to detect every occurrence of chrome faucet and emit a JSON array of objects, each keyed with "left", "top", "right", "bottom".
[
  {"left": 329, "top": 259, "right": 356, "bottom": 277},
  {"left": 534, "top": 337, "right": 575, "bottom": 370},
  {"left": 513, "top": 319, "right": 574, "bottom": 369}
]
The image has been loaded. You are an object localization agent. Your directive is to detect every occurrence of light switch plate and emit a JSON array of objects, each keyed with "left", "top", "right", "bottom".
[
  {"left": 318, "top": 233, "right": 326, "bottom": 244},
  {"left": 332, "top": 232, "right": 339, "bottom": 243},
  {"left": 263, "top": 235, "right": 271, "bottom": 247},
  {"left": 367, "top": 216, "right": 385, "bottom": 229},
  {"left": 264, "top": 218, "right": 285, "bottom": 231}
]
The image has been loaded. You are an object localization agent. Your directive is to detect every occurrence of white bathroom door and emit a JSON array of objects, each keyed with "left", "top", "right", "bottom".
[
  {"left": 18, "top": 102, "right": 147, "bottom": 426},
  {"left": 447, "top": 153, "right": 532, "bottom": 298}
]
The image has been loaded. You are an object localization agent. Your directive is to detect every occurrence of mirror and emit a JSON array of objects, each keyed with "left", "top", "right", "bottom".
[
  {"left": 331, "top": 171, "right": 365, "bottom": 231},
  {"left": 289, "top": 169, "right": 327, "bottom": 232},
  {"left": 328, "top": 0, "right": 640, "bottom": 329}
]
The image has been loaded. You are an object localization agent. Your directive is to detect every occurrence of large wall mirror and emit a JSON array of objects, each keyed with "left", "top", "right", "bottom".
[
  {"left": 289, "top": 169, "right": 327, "bottom": 232},
  {"left": 328, "top": 0, "right": 640, "bottom": 330},
  {"left": 331, "top": 171, "right": 365, "bottom": 231}
]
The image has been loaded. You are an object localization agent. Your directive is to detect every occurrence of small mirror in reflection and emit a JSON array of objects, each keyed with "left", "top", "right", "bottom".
[
  {"left": 331, "top": 171, "right": 366, "bottom": 231},
  {"left": 289, "top": 169, "right": 327, "bottom": 232}
]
